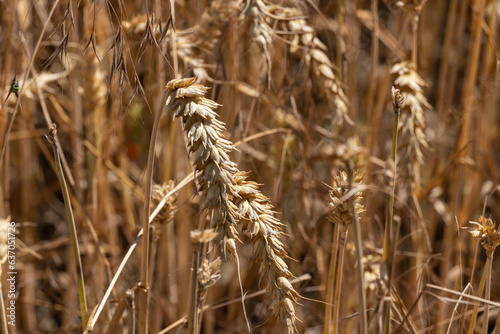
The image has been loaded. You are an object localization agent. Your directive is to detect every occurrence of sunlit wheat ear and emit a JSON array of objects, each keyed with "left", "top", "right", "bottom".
[
  {"left": 233, "top": 171, "right": 300, "bottom": 334},
  {"left": 166, "top": 78, "right": 300, "bottom": 333},
  {"left": 165, "top": 77, "right": 240, "bottom": 257},
  {"left": 390, "top": 61, "right": 431, "bottom": 195},
  {"left": 151, "top": 181, "right": 177, "bottom": 241}
]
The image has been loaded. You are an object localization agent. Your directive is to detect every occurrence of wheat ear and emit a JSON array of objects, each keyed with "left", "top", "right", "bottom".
[
  {"left": 390, "top": 61, "right": 430, "bottom": 195},
  {"left": 265, "top": 2, "right": 351, "bottom": 129},
  {"left": 166, "top": 77, "right": 300, "bottom": 333},
  {"left": 462, "top": 217, "right": 500, "bottom": 334}
]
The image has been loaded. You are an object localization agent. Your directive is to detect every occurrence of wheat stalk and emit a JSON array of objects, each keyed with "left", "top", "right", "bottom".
[{"left": 45, "top": 123, "right": 88, "bottom": 330}]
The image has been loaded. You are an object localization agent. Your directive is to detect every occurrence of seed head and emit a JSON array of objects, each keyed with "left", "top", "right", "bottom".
[{"left": 463, "top": 216, "right": 500, "bottom": 258}]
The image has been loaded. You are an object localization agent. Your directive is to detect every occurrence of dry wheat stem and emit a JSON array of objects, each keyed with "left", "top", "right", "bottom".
[
  {"left": 166, "top": 77, "right": 299, "bottom": 333},
  {"left": 381, "top": 87, "right": 403, "bottom": 334},
  {"left": 324, "top": 221, "right": 339, "bottom": 334},
  {"left": 138, "top": 95, "right": 166, "bottom": 334},
  {"left": 45, "top": 123, "right": 88, "bottom": 329},
  {"left": 149, "top": 181, "right": 177, "bottom": 330},
  {"left": 347, "top": 163, "right": 368, "bottom": 334}
]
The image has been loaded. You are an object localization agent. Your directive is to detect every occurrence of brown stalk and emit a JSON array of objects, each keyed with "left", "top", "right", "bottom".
[
  {"left": 441, "top": 1, "right": 487, "bottom": 331},
  {"left": 347, "top": 163, "right": 367, "bottom": 334},
  {"left": 381, "top": 87, "right": 403, "bottom": 334},
  {"left": 139, "top": 99, "right": 166, "bottom": 333},
  {"left": 323, "top": 223, "right": 339, "bottom": 334},
  {"left": 364, "top": 0, "right": 379, "bottom": 139},
  {"left": 45, "top": 124, "right": 88, "bottom": 329},
  {"left": 435, "top": 0, "right": 458, "bottom": 124}
]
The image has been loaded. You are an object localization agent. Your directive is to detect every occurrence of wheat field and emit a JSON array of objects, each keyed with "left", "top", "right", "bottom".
[{"left": 0, "top": 0, "right": 499, "bottom": 333}]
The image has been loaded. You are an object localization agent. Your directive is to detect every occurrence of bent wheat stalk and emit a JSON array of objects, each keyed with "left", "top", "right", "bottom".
[
  {"left": 45, "top": 123, "right": 88, "bottom": 330},
  {"left": 165, "top": 77, "right": 299, "bottom": 333}
]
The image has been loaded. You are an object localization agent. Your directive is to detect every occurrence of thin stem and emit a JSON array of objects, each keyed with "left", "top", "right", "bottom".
[
  {"left": 139, "top": 100, "right": 165, "bottom": 333},
  {"left": 467, "top": 257, "right": 489, "bottom": 334},
  {"left": 45, "top": 124, "right": 88, "bottom": 329},
  {"left": 435, "top": 0, "right": 457, "bottom": 123},
  {"left": 365, "top": 0, "right": 378, "bottom": 120},
  {"left": 188, "top": 243, "right": 201, "bottom": 334},
  {"left": 347, "top": 163, "right": 367, "bottom": 334},
  {"left": 188, "top": 213, "right": 208, "bottom": 334},
  {"left": 84, "top": 175, "right": 185, "bottom": 332},
  {"left": 494, "top": 297, "right": 500, "bottom": 334},
  {"left": 169, "top": 0, "right": 179, "bottom": 78},
  {"left": 411, "top": 16, "right": 418, "bottom": 69},
  {"left": 324, "top": 223, "right": 339, "bottom": 334},
  {"left": 382, "top": 87, "right": 402, "bottom": 334},
  {"left": 482, "top": 255, "right": 493, "bottom": 334},
  {"left": 86, "top": 233, "right": 141, "bottom": 332},
  {"left": 333, "top": 229, "right": 347, "bottom": 334}
]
